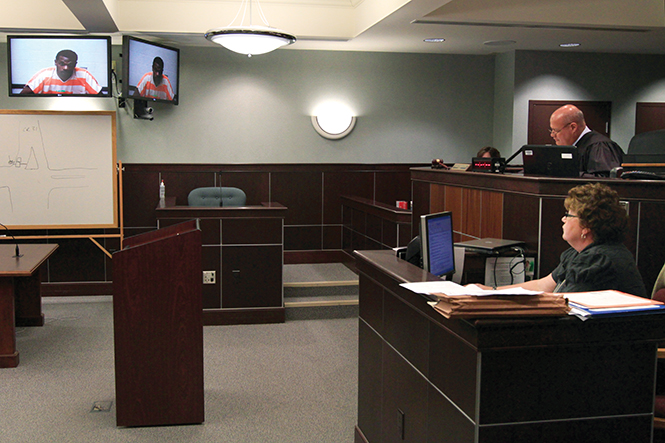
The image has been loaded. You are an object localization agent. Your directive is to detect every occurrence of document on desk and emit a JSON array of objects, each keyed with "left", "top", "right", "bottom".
[
  {"left": 565, "top": 290, "right": 661, "bottom": 309},
  {"left": 400, "top": 282, "right": 569, "bottom": 318},
  {"left": 400, "top": 281, "right": 541, "bottom": 298}
]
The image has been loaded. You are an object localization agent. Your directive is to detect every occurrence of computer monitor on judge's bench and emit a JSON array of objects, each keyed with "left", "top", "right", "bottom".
[{"left": 420, "top": 211, "right": 456, "bottom": 280}]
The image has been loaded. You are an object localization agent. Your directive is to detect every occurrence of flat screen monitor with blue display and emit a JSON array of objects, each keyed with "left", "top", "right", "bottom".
[{"left": 420, "top": 211, "right": 455, "bottom": 279}]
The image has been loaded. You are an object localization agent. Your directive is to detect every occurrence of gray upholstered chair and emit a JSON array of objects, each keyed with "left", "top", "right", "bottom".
[{"left": 187, "top": 187, "right": 246, "bottom": 207}]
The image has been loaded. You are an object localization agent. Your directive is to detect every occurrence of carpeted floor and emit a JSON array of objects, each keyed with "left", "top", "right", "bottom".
[{"left": 1, "top": 265, "right": 359, "bottom": 443}]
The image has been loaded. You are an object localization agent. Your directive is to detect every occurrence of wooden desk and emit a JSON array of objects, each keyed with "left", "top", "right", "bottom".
[
  {"left": 0, "top": 243, "right": 58, "bottom": 368},
  {"left": 156, "top": 201, "right": 287, "bottom": 325},
  {"left": 354, "top": 249, "right": 665, "bottom": 443}
]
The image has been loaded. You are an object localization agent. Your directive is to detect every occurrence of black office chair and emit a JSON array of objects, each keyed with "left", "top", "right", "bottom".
[{"left": 187, "top": 187, "right": 246, "bottom": 207}]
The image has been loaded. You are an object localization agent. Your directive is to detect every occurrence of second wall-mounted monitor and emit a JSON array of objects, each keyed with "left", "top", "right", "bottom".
[
  {"left": 8, "top": 35, "right": 112, "bottom": 97},
  {"left": 122, "top": 36, "right": 180, "bottom": 105}
]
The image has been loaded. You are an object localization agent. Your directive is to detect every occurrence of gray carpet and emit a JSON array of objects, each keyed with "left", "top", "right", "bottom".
[{"left": 1, "top": 295, "right": 358, "bottom": 442}]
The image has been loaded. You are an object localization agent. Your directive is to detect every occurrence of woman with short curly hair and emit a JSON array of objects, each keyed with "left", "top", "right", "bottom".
[{"left": 487, "top": 183, "right": 646, "bottom": 297}]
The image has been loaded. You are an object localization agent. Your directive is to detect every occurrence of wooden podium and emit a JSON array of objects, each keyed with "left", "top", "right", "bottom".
[{"left": 112, "top": 220, "right": 204, "bottom": 427}]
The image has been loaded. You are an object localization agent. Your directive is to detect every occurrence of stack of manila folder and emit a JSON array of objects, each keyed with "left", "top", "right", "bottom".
[{"left": 401, "top": 281, "right": 569, "bottom": 319}]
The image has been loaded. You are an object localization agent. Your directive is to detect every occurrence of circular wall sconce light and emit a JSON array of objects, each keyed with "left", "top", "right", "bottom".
[{"left": 311, "top": 114, "right": 357, "bottom": 140}]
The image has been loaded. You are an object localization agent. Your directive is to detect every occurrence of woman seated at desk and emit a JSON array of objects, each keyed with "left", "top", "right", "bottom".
[{"left": 481, "top": 183, "right": 647, "bottom": 297}]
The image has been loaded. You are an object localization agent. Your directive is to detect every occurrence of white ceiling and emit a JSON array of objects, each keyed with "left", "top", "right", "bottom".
[{"left": 2, "top": 0, "right": 665, "bottom": 55}]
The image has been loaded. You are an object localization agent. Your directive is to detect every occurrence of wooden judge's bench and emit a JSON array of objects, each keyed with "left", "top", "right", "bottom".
[{"left": 409, "top": 168, "right": 665, "bottom": 293}]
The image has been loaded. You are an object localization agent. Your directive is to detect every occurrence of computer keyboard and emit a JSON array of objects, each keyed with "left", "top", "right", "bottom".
[{"left": 621, "top": 170, "right": 665, "bottom": 180}]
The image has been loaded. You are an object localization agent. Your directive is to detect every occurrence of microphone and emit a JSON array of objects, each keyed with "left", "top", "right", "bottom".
[
  {"left": 0, "top": 222, "right": 23, "bottom": 258},
  {"left": 505, "top": 145, "right": 525, "bottom": 166}
]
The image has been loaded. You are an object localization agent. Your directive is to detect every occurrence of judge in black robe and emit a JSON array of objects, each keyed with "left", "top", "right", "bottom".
[
  {"left": 548, "top": 104, "right": 624, "bottom": 177},
  {"left": 575, "top": 130, "right": 624, "bottom": 177}
]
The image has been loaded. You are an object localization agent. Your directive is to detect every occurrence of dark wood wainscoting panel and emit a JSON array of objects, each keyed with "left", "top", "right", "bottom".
[
  {"left": 366, "top": 213, "right": 382, "bottom": 244},
  {"left": 284, "top": 225, "right": 322, "bottom": 251},
  {"left": 352, "top": 206, "right": 368, "bottom": 237},
  {"left": 221, "top": 245, "right": 282, "bottom": 309},
  {"left": 375, "top": 170, "right": 412, "bottom": 205},
  {"left": 217, "top": 170, "right": 270, "bottom": 205},
  {"left": 323, "top": 171, "right": 374, "bottom": 224},
  {"left": 221, "top": 218, "right": 282, "bottom": 245},
  {"left": 122, "top": 169, "right": 160, "bottom": 228},
  {"left": 381, "top": 218, "right": 397, "bottom": 246},
  {"left": 322, "top": 225, "right": 343, "bottom": 250},
  {"left": 411, "top": 180, "right": 430, "bottom": 237},
  {"left": 272, "top": 171, "right": 323, "bottom": 225},
  {"left": 48, "top": 238, "right": 106, "bottom": 282},
  {"left": 200, "top": 218, "right": 222, "bottom": 245}
]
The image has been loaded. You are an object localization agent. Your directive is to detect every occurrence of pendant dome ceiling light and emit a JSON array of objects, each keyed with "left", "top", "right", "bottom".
[{"left": 205, "top": 0, "right": 296, "bottom": 57}]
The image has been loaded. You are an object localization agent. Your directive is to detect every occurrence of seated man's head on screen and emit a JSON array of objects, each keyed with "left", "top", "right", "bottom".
[
  {"left": 54, "top": 49, "right": 78, "bottom": 82},
  {"left": 151, "top": 57, "right": 165, "bottom": 86}
]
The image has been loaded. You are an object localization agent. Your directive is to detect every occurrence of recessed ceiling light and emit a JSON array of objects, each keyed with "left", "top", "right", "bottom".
[
  {"left": 560, "top": 42, "right": 581, "bottom": 48},
  {"left": 483, "top": 40, "right": 516, "bottom": 46},
  {"left": 424, "top": 38, "right": 445, "bottom": 43}
]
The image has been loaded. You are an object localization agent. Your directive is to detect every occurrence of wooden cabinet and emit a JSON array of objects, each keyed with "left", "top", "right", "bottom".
[
  {"left": 354, "top": 250, "right": 665, "bottom": 443},
  {"left": 156, "top": 201, "right": 287, "bottom": 325}
]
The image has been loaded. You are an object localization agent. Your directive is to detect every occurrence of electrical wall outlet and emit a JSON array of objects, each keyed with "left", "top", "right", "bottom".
[{"left": 203, "top": 270, "right": 216, "bottom": 284}]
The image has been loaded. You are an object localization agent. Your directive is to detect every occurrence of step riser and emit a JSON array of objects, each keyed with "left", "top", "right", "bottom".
[
  {"left": 284, "top": 285, "right": 358, "bottom": 298},
  {"left": 285, "top": 305, "right": 358, "bottom": 321}
]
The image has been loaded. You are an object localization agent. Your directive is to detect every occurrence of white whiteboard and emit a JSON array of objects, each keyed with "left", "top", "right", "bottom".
[{"left": 0, "top": 110, "right": 117, "bottom": 229}]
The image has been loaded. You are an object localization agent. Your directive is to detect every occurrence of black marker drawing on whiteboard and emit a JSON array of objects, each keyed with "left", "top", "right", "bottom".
[{"left": 0, "top": 119, "right": 97, "bottom": 212}]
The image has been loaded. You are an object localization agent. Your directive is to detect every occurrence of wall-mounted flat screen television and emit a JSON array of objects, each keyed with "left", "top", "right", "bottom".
[
  {"left": 7, "top": 35, "right": 112, "bottom": 97},
  {"left": 122, "top": 36, "right": 180, "bottom": 105}
]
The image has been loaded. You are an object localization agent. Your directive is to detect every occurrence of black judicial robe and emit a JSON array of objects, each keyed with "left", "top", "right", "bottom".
[{"left": 576, "top": 130, "right": 624, "bottom": 177}]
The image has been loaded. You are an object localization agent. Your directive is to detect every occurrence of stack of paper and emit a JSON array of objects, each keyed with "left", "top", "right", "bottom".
[
  {"left": 567, "top": 290, "right": 665, "bottom": 320},
  {"left": 400, "top": 282, "right": 569, "bottom": 319}
]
